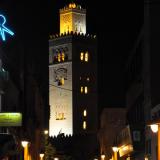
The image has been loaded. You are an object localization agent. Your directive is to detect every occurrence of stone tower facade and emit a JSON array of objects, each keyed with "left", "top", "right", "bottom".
[{"left": 49, "top": 3, "right": 97, "bottom": 137}]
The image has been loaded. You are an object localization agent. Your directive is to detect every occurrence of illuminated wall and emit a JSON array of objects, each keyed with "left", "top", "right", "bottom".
[
  {"left": 60, "top": 3, "right": 86, "bottom": 34},
  {"left": 49, "top": 62, "right": 72, "bottom": 136}
]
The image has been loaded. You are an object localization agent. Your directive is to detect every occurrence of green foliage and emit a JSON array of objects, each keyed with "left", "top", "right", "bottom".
[{"left": 45, "top": 142, "right": 56, "bottom": 160}]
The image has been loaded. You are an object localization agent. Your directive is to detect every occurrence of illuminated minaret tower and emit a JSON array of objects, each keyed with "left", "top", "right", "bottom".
[{"left": 49, "top": 3, "right": 97, "bottom": 137}]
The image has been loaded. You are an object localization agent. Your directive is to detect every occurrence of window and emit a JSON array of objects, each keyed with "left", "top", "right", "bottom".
[
  {"left": 61, "top": 52, "right": 65, "bottom": 61},
  {"left": 60, "top": 78, "right": 64, "bottom": 85},
  {"left": 86, "top": 77, "right": 90, "bottom": 81},
  {"left": 58, "top": 78, "right": 65, "bottom": 86},
  {"left": 84, "top": 86, "right": 88, "bottom": 94},
  {"left": 83, "top": 110, "right": 87, "bottom": 117},
  {"left": 56, "top": 112, "right": 66, "bottom": 120},
  {"left": 53, "top": 52, "right": 68, "bottom": 63},
  {"left": 83, "top": 121, "right": 87, "bottom": 130},
  {"left": 81, "top": 86, "right": 83, "bottom": 93},
  {"left": 80, "top": 51, "right": 89, "bottom": 62},
  {"left": 58, "top": 53, "right": 61, "bottom": 62},
  {"left": 80, "top": 52, "right": 84, "bottom": 61},
  {"left": 85, "top": 52, "right": 88, "bottom": 62},
  {"left": 80, "top": 86, "right": 88, "bottom": 94}
]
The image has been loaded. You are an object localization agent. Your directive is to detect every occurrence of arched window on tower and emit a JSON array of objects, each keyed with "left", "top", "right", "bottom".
[
  {"left": 80, "top": 52, "right": 84, "bottom": 61},
  {"left": 85, "top": 52, "right": 88, "bottom": 62}
]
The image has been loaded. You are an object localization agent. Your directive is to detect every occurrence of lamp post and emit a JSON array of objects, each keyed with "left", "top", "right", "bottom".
[
  {"left": 148, "top": 119, "right": 160, "bottom": 160},
  {"left": 44, "top": 130, "right": 49, "bottom": 135},
  {"left": 21, "top": 141, "right": 29, "bottom": 160},
  {"left": 112, "top": 146, "right": 119, "bottom": 160},
  {"left": 101, "top": 154, "right": 105, "bottom": 160},
  {"left": 39, "top": 153, "right": 44, "bottom": 160}
]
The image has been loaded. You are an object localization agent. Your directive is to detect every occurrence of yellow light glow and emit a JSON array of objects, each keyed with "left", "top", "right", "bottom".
[
  {"left": 150, "top": 124, "right": 158, "bottom": 133},
  {"left": 83, "top": 110, "right": 87, "bottom": 117},
  {"left": 61, "top": 78, "right": 65, "bottom": 85},
  {"left": 85, "top": 52, "right": 88, "bottom": 62},
  {"left": 72, "top": 3, "right": 76, "bottom": 8},
  {"left": 69, "top": 4, "right": 72, "bottom": 8},
  {"left": 69, "top": 3, "right": 76, "bottom": 9},
  {"left": 62, "top": 52, "right": 65, "bottom": 61},
  {"left": 112, "top": 146, "right": 118, "bottom": 152},
  {"left": 84, "top": 86, "right": 88, "bottom": 94},
  {"left": 119, "top": 144, "right": 133, "bottom": 157},
  {"left": 58, "top": 53, "right": 61, "bottom": 62},
  {"left": 101, "top": 154, "right": 105, "bottom": 160},
  {"left": 54, "top": 158, "right": 59, "bottom": 160},
  {"left": 81, "top": 86, "right": 83, "bottom": 93},
  {"left": 40, "top": 153, "right": 44, "bottom": 158},
  {"left": 21, "top": 141, "right": 28, "bottom": 148},
  {"left": 80, "top": 52, "right": 84, "bottom": 61},
  {"left": 83, "top": 121, "right": 86, "bottom": 129},
  {"left": 44, "top": 130, "right": 49, "bottom": 135},
  {"left": 145, "top": 157, "right": 148, "bottom": 160}
]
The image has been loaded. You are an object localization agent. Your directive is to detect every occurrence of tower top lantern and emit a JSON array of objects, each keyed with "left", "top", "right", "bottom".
[{"left": 59, "top": 3, "right": 86, "bottom": 34}]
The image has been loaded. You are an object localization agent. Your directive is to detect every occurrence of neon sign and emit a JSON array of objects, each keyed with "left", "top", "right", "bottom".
[{"left": 0, "top": 14, "right": 14, "bottom": 41}]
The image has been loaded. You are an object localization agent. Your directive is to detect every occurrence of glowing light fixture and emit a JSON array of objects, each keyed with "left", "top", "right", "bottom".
[
  {"left": 44, "top": 130, "right": 48, "bottom": 135},
  {"left": 0, "top": 14, "right": 14, "bottom": 41},
  {"left": 112, "top": 146, "right": 118, "bottom": 152},
  {"left": 21, "top": 141, "right": 29, "bottom": 160},
  {"left": 101, "top": 154, "right": 105, "bottom": 160},
  {"left": 21, "top": 141, "right": 28, "bottom": 148},
  {"left": 150, "top": 124, "right": 158, "bottom": 133},
  {"left": 40, "top": 153, "right": 44, "bottom": 160},
  {"left": 112, "top": 146, "right": 119, "bottom": 160}
]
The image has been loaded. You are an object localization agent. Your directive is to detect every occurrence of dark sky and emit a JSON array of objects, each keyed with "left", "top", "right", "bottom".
[
  {"left": 0, "top": 1, "right": 143, "bottom": 108},
  {"left": 49, "top": 0, "right": 143, "bottom": 107}
]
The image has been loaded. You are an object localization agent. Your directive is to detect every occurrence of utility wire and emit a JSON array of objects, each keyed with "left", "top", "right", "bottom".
[
  {"left": 49, "top": 83, "right": 72, "bottom": 91},
  {"left": 49, "top": 83, "right": 98, "bottom": 93}
]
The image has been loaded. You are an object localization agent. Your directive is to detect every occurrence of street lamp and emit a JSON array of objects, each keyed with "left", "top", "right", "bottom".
[
  {"left": 112, "top": 146, "right": 119, "bottom": 160},
  {"left": 147, "top": 119, "right": 160, "bottom": 160},
  {"left": 101, "top": 154, "right": 105, "bottom": 160},
  {"left": 44, "top": 130, "right": 49, "bottom": 135},
  {"left": 21, "top": 141, "right": 29, "bottom": 160},
  {"left": 39, "top": 153, "right": 44, "bottom": 160}
]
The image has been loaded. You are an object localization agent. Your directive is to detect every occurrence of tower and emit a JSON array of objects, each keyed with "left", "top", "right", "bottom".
[{"left": 49, "top": 3, "right": 97, "bottom": 137}]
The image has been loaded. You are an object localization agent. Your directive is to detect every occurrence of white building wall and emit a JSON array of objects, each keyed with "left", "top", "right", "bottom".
[{"left": 49, "top": 62, "right": 72, "bottom": 136}]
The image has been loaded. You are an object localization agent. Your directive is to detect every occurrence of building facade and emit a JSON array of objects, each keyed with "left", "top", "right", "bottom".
[
  {"left": 49, "top": 3, "right": 98, "bottom": 137},
  {"left": 98, "top": 108, "right": 126, "bottom": 160}
]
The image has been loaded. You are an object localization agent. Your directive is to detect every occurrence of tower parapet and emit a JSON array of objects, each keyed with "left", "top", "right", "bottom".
[{"left": 49, "top": 32, "right": 96, "bottom": 40}]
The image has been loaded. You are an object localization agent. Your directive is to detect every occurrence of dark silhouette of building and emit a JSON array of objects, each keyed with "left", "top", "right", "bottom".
[{"left": 0, "top": 2, "right": 49, "bottom": 159}]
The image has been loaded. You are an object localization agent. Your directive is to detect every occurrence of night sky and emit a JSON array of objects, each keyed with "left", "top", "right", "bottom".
[{"left": 0, "top": 1, "right": 143, "bottom": 108}]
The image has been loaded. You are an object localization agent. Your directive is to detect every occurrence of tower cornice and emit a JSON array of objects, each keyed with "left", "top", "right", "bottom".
[{"left": 49, "top": 32, "right": 97, "bottom": 41}]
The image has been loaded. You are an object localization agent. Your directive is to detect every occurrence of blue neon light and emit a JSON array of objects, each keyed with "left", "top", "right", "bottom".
[{"left": 0, "top": 15, "right": 14, "bottom": 41}]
